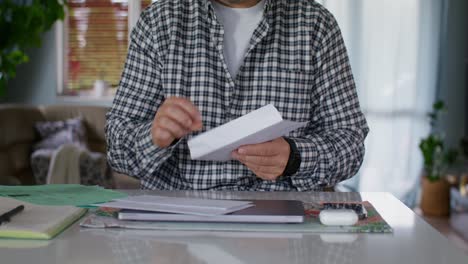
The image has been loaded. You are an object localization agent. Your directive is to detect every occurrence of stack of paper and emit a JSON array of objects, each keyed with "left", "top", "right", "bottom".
[
  {"left": 188, "top": 104, "right": 307, "bottom": 161},
  {"left": 94, "top": 195, "right": 254, "bottom": 216}
]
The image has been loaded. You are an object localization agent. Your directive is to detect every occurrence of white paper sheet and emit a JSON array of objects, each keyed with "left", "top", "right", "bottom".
[
  {"left": 188, "top": 104, "right": 307, "bottom": 161},
  {"left": 115, "top": 195, "right": 252, "bottom": 210},
  {"left": 94, "top": 196, "right": 254, "bottom": 216}
]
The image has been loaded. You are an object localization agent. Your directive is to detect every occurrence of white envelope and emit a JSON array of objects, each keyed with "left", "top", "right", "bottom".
[{"left": 188, "top": 104, "right": 307, "bottom": 161}]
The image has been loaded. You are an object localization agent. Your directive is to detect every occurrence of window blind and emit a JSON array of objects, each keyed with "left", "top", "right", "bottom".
[{"left": 66, "top": 0, "right": 152, "bottom": 91}]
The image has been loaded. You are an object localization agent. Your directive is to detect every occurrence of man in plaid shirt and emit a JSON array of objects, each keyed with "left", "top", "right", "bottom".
[{"left": 106, "top": 0, "right": 369, "bottom": 191}]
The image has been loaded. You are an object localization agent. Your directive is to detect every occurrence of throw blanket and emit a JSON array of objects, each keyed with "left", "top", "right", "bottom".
[
  {"left": 47, "top": 144, "right": 85, "bottom": 184},
  {"left": 31, "top": 145, "right": 112, "bottom": 187}
]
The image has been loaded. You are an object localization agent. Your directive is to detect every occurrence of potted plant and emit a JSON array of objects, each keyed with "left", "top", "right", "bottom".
[
  {"left": 0, "top": 0, "right": 67, "bottom": 97},
  {"left": 419, "top": 100, "right": 458, "bottom": 216}
]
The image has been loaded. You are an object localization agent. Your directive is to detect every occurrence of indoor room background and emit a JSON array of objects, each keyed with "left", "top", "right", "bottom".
[{"left": 2, "top": 0, "right": 468, "bottom": 208}]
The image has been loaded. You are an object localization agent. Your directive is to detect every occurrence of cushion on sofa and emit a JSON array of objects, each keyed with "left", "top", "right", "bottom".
[{"left": 33, "top": 117, "right": 87, "bottom": 151}]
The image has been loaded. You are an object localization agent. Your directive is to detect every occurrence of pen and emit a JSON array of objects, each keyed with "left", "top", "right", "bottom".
[
  {"left": 0, "top": 205, "right": 25, "bottom": 225},
  {"left": 6, "top": 194, "right": 30, "bottom": 197}
]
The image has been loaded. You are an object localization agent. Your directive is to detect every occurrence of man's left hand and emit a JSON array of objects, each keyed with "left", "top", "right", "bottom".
[{"left": 232, "top": 137, "right": 290, "bottom": 181}]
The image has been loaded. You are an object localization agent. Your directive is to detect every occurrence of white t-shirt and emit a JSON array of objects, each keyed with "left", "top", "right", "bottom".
[{"left": 211, "top": 0, "right": 266, "bottom": 78}]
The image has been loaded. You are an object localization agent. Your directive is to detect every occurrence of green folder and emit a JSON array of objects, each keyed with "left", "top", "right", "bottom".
[
  {"left": 0, "top": 184, "right": 127, "bottom": 206},
  {"left": 0, "top": 197, "right": 87, "bottom": 240}
]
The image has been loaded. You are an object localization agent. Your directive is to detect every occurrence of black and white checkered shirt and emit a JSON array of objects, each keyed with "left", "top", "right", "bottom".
[{"left": 106, "top": 0, "right": 369, "bottom": 191}]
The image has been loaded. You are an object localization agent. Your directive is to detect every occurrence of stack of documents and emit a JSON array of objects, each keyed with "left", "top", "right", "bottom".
[
  {"left": 188, "top": 104, "right": 307, "bottom": 161},
  {"left": 94, "top": 195, "right": 254, "bottom": 216},
  {"left": 85, "top": 199, "right": 305, "bottom": 224}
]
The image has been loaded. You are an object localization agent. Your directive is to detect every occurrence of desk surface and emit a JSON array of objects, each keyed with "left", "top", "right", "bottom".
[{"left": 1, "top": 191, "right": 467, "bottom": 264}]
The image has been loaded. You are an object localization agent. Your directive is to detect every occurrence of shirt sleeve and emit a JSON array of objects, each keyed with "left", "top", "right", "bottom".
[
  {"left": 105, "top": 9, "right": 177, "bottom": 179},
  {"left": 288, "top": 14, "right": 369, "bottom": 191}
]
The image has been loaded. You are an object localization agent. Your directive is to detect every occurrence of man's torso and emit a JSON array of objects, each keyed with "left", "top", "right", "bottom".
[{"left": 140, "top": 0, "right": 333, "bottom": 190}]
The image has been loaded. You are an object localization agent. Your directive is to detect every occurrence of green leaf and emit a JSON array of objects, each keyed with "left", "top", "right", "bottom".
[
  {"left": 0, "top": 0, "right": 66, "bottom": 95},
  {"left": 433, "top": 100, "right": 445, "bottom": 111},
  {"left": 426, "top": 175, "right": 440, "bottom": 183},
  {"left": 7, "top": 50, "right": 29, "bottom": 64},
  {"left": 419, "top": 134, "right": 444, "bottom": 178}
]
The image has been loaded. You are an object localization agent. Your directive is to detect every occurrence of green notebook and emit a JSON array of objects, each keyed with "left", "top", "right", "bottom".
[{"left": 0, "top": 197, "right": 86, "bottom": 240}]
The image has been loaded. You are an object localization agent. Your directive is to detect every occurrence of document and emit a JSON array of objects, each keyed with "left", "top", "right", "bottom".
[
  {"left": 94, "top": 195, "right": 254, "bottom": 216},
  {"left": 188, "top": 104, "right": 307, "bottom": 161}
]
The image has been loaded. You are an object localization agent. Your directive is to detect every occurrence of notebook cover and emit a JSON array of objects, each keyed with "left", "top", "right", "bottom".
[{"left": 0, "top": 198, "right": 87, "bottom": 240}]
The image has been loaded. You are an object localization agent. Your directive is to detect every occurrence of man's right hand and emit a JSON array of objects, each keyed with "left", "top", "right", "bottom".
[{"left": 151, "top": 97, "right": 202, "bottom": 148}]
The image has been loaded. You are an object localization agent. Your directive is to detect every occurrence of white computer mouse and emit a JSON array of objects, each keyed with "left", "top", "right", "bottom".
[{"left": 319, "top": 209, "right": 359, "bottom": 226}]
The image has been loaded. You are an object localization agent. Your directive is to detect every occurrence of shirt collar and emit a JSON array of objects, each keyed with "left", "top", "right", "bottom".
[{"left": 203, "top": 0, "right": 274, "bottom": 21}]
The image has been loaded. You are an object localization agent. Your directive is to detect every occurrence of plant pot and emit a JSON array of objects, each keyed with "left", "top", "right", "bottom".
[{"left": 420, "top": 177, "right": 450, "bottom": 217}]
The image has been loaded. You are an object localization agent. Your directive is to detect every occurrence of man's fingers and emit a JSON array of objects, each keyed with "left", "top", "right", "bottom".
[
  {"left": 152, "top": 97, "right": 204, "bottom": 148},
  {"left": 244, "top": 162, "right": 280, "bottom": 174},
  {"left": 166, "top": 97, "right": 202, "bottom": 130},
  {"left": 241, "top": 161, "right": 275, "bottom": 170},
  {"left": 233, "top": 152, "right": 279, "bottom": 166},
  {"left": 232, "top": 137, "right": 290, "bottom": 180},
  {"left": 237, "top": 142, "right": 278, "bottom": 157},
  {"left": 161, "top": 105, "right": 195, "bottom": 130},
  {"left": 157, "top": 116, "right": 188, "bottom": 139},
  {"left": 153, "top": 128, "right": 174, "bottom": 148},
  {"left": 241, "top": 161, "right": 282, "bottom": 180}
]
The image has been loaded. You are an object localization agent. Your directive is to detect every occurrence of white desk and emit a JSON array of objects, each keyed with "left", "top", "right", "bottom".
[{"left": 1, "top": 191, "right": 467, "bottom": 264}]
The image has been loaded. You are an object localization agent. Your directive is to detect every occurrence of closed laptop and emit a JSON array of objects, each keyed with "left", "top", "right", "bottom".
[{"left": 118, "top": 200, "right": 305, "bottom": 224}]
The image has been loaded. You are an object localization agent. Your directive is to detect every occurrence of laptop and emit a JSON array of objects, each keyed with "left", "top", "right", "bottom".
[{"left": 118, "top": 200, "right": 305, "bottom": 224}]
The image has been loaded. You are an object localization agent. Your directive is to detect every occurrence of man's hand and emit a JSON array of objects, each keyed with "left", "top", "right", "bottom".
[
  {"left": 232, "top": 137, "right": 291, "bottom": 181},
  {"left": 151, "top": 97, "right": 202, "bottom": 148}
]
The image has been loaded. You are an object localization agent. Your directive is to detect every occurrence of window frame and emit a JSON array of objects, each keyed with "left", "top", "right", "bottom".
[{"left": 56, "top": 0, "right": 145, "bottom": 101}]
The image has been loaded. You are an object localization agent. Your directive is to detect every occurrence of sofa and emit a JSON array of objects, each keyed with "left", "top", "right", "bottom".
[{"left": 0, "top": 104, "right": 139, "bottom": 188}]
